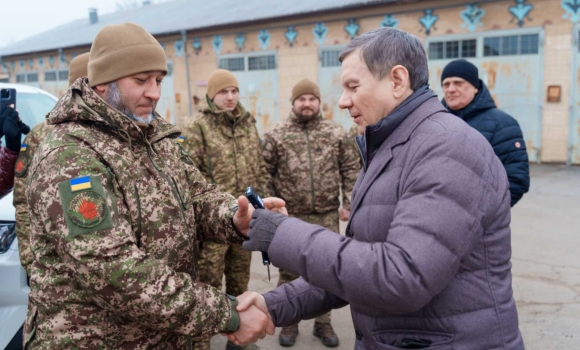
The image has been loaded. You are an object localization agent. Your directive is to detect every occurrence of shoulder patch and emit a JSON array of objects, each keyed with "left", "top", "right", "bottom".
[
  {"left": 178, "top": 135, "right": 185, "bottom": 143},
  {"left": 58, "top": 175, "right": 113, "bottom": 237},
  {"left": 14, "top": 144, "right": 29, "bottom": 177}
]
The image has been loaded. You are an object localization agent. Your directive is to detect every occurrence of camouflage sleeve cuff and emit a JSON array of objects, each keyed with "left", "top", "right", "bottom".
[{"left": 224, "top": 294, "right": 240, "bottom": 333}]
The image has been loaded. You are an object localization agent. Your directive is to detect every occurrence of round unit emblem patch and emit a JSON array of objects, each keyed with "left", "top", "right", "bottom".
[
  {"left": 68, "top": 191, "right": 107, "bottom": 228},
  {"left": 14, "top": 157, "right": 29, "bottom": 176}
]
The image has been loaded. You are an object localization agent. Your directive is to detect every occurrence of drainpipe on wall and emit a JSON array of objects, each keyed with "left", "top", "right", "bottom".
[{"left": 181, "top": 30, "right": 193, "bottom": 117}]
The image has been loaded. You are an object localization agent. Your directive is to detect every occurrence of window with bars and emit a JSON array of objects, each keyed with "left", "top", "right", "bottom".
[
  {"left": 321, "top": 50, "right": 342, "bottom": 67},
  {"left": 218, "top": 57, "right": 245, "bottom": 71},
  {"left": 16, "top": 73, "right": 26, "bottom": 83},
  {"left": 484, "top": 34, "right": 538, "bottom": 56},
  {"left": 44, "top": 69, "right": 69, "bottom": 82},
  {"left": 248, "top": 55, "right": 276, "bottom": 70},
  {"left": 428, "top": 39, "right": 476, "bottom": 60},
  {"left": 59, "top": 70, "right": 69, "bottom": 81},
  {"left": 44, "top": 71, "right": 57, "bottom": 81},
  {"left": 26, "top": 73, "right": 39, "bottom": 83}
]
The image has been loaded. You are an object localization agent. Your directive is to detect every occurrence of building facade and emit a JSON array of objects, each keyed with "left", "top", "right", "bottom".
[{"left": 1, "top": 0, "right": 579, "bottom": 164}]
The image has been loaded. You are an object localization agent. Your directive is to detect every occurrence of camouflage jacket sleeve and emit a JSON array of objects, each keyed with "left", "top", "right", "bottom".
[
  {"left": 338, "top": 128, "right": 361, "bottom": 210},
  {"left": 182, "top": 119, "right": 213, "bottom": 184},
  {"left": 261, "top": 131, "right": 278, "bottom": 197},
  {"left": 13, "top": 128, "right": 45, "bottom": 274},
  {"left": 28, "top": 145, "right": 239, "bottom": 338},
  {"left": 184, "top": 163, "right": 245, "bottom": 245}
]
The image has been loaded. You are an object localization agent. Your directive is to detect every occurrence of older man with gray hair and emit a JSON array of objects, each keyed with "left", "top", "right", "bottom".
[{"left": 231, "top": 27, "right": 525, "bottom": 349}]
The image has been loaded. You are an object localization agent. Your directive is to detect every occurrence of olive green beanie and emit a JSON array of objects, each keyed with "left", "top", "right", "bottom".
[
  {"left": 207, "top": 69, "right": 239, "bottom": 100},
  {"left": 291, "top": 78, "right": 320, "bottom": 103},
  {"left": 68, "top": 52, "right": 90, "bottom": 85},
  {"left": 88, "top": 22, "right": 167, "bottom": 87}
]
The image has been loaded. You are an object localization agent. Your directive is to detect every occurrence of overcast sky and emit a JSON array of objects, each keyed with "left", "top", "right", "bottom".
[{"left": 0, "top": 0, "right": 167, "bottom": 48}]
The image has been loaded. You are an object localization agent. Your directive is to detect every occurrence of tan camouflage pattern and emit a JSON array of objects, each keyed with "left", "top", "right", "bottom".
[
  {"left": 262, "top": 113, "right": 360, "bottom": 214},
  {"left": 277, "top": 211, "right": 340, "bottom": 324},
  {"left": 24, "top": 78, "right": 244, "bottom": 349},
  {"left": 348, "top": 123, "right": 359, "bottom": 138},
  {"left": 13, "top": 121, "right": 54, "bottom": 274}
]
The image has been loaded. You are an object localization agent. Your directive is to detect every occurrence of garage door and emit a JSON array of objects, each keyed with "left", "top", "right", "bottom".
[
  {"left": 569, "top": 26, "right": 580, "bottom": 164},
  {"left": 317, "top": 46, "right": 354, "bottom": 132},
  {"left": 426, "top": 28, "right": 544, "bottom": 162}
]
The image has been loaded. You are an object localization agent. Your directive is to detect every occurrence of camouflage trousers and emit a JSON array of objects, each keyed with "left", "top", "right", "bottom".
[
  {"left": 193, "top": 242, "right": 251, "bottom": 350},
  {"left": 277, "top": 210, "right": 340, "bottom": 324}
]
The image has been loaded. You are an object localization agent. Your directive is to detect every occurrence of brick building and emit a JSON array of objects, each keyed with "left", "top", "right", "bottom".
[{"left": 1, "top": 0, "right": 579, "bottom": 164}]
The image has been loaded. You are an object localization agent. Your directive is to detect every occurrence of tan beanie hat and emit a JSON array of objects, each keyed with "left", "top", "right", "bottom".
[
  {"left": 68, "top": 52, "right": 90, "bottom": 85},
  {"left": 207, "top": 69, "right": 239, "bottom": 100},
  {"left": 88, "top": 23, "right": 167, "bottom": 87},
  {"left": 291, "top": 78, "right": 321, "bottom": 103}
]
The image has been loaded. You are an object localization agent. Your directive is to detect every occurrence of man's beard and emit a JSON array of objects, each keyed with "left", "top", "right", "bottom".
[
  {"left": 107, "top": 82, "right": 155, "bottom": 124},
  {"left": 293, "top": 107, "right": 318, "bottom": 121}
]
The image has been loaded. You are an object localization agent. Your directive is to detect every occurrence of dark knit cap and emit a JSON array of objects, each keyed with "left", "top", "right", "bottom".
[{"left": 441, "top": 59, "right": 479, "bottom": 88}]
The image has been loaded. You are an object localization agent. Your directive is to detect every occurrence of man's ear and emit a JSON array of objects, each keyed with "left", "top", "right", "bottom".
[
  {"left": 390, "top": 65, "right": 411, "bottom": 99},
  {"left": 94, "top": 84, "right": 109, "bottom": 99}
]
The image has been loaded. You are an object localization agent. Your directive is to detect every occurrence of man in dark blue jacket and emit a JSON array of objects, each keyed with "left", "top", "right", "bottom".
[{"left": 441, "top": 59, "right": 529, "bottom": 206}]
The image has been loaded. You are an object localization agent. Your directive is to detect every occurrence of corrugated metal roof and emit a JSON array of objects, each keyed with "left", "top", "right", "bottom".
[{"left": 0, "top": 0, "right": 395, "bottom": 57}]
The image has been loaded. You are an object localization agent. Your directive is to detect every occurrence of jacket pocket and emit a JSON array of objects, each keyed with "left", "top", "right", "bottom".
[{"left": 371, "top": 329, "right": 454, "bottom": 349}]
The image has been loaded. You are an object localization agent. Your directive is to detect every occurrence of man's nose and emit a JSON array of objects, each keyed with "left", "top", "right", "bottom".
[
  {"left": 338, "top": 91, "right": 351, "bottom": 109},
  {"left": 144, "top": 80, "right": 161, "bottom": 101}
]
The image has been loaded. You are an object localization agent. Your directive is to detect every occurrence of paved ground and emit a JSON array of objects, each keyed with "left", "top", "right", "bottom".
[{"left": 210, "top": 164, "right": 580, "bottom": 350}]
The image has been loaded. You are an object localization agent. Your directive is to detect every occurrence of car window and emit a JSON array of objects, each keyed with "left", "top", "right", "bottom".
[{"left": 1, "top": 92, "right": 57, "bottom": 144}]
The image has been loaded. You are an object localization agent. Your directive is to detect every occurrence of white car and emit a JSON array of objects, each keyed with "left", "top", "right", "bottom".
[{"left": 0, "top": 83, "right": 58, "bottom": 350}]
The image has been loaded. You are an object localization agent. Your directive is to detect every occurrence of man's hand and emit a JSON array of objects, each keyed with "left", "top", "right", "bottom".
[
  {"left": 227, "top": 292, "right": 274, "bottom": 345},
  {"left": 339, "top": 208, "right": 350, "bottom": 221},
  {"left": 233, "top": 196, "right": 287, "bottom": 235},
  {"left": 242, "top": 209, "right": 287, "bottom": 252}
]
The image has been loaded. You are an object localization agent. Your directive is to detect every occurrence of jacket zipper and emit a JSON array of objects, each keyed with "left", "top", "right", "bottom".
[{"left": 304, "top": 127, "right": 316, "bottom": 212}]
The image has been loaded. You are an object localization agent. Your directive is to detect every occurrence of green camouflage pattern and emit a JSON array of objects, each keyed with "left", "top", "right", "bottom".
[
  {"left": 24, "top": 78, "right": 244, "bottom": 349},
  {"left": 262, "top": 113, "right": 360, "bottom": 214},
  {"left": 13, "top": 121, "right": 54, "bottom": 275},
  {"left": 182, "top": 96, "right": 262, "bottom": 350},
  {"left": 181, "top": 96, "right": 269, "bottom": 196},
  {"left": 277, "top": 211, "right": 340, "bottom": 324},
  {"left": 197, "top": 242, "right": 251, "bottom": 296}
]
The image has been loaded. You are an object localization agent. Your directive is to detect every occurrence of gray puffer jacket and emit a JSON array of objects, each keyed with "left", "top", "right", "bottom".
[{"left": 263, "top": 87, "right": 524, "bottom": 350}]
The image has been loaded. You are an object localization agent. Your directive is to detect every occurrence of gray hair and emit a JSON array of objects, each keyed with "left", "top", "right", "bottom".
[
  {"left": 107, "top": 82, "right": 154, "bottom": 124},
  {"left": 339, "top": 27, "right": 429, "bottom": 90}
]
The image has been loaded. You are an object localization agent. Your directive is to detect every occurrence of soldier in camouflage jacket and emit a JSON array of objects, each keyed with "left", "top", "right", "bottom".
[
  {"left": 262, "top": 79, "right": 360, "bottom": 347},
  {"left": 23, "top": 23, "right": 278, "bottom": 349},
  {"left": 181, "top": 69, "right": 269, "bottom": 350}
]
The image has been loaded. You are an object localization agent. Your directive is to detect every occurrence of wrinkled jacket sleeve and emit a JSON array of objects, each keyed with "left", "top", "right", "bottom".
[
  {"left": 14, "top": 128, "right": 45, "bottom": 274},
  {"left": 265, "top": 133, "right": 499, "bottom": 315},
  {"left": 185, "top": 162, "right": 244, "bottom": 245},
  {"left": 0, "top": 143, "right": 18, "bottom": 199},
  {"left": 338, "top": 128, "right": 361, "bottom": 210},
  {"left": 261, "top": 132, "right": 278, "bottom": 196},
  {"left": 263, "top": 277, "right": 349, "bottom": 327},
  {"left": 490, "top": 115, "right": 530, "bottom": 206},
  {"left": 28, "top": 145, "right": 237, "bottom": 337}
]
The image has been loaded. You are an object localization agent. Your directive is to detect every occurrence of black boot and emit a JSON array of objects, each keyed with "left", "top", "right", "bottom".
[
  {"left": 278, "top": 324, "right": 299, "bottom": 347},
  {"left": 313, "top": 322, "right": 339, "bottom": 347}
]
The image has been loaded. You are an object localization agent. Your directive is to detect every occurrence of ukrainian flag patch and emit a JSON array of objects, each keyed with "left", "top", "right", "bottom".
[
  {"left": 70, "top": 176, "right": 92, "bottom": 192},
  {"left": 20, "top": 144, "right": 27, "bottom": 152},
  {"left": 178, "top": 135, "right": 185, "bottom": 143}
]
